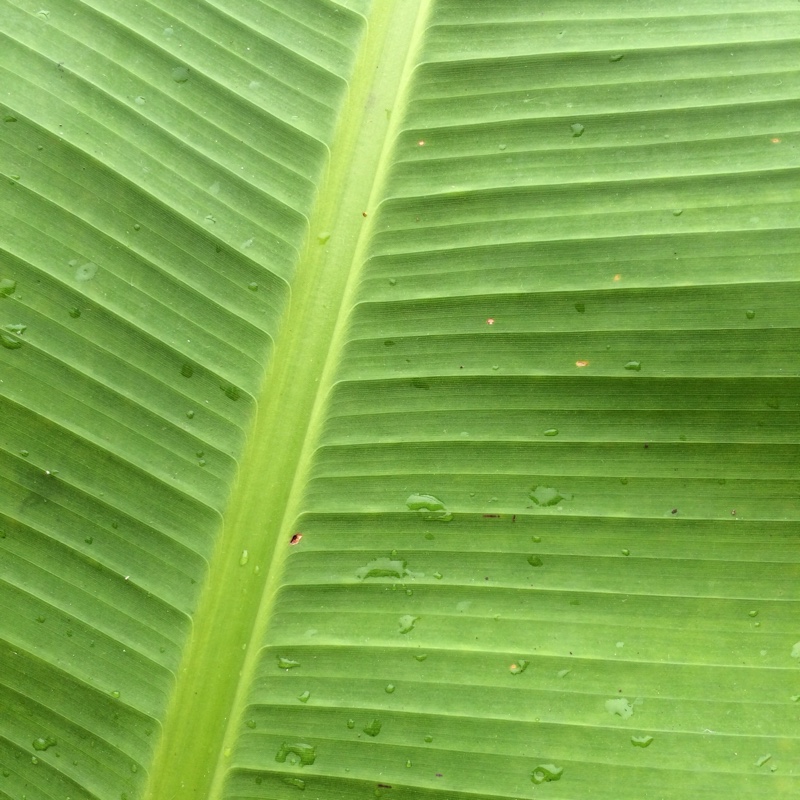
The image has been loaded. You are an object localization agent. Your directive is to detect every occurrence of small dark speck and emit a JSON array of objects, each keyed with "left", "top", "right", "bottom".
[{"left": 671, "top": 508, "right": 678, "bottom": 515}]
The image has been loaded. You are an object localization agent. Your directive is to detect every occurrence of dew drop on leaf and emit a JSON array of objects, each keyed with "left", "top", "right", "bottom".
[
  {"left": 171, "top": 66, "right": 190, "bottom": 83},
  {"left": 605, "top": 698, "right": 634, "bottom": 719},
  {"left": 74, "top": 262, "right": 98, "bottom": 282},
  {"left": 530, "top": 486, "right": 566, "bottom": 506},
  {"left": 32, "top": 737, "right": 56, "bottom": 751},
  {"left": 275, "top": 742, "right": 316, "bottom": 766},
  {"left": 398, "top": 615, "right": 418, "bottom": 634},
  {"left": 531, "top": 764, "right": 564, "bottom": 784}
]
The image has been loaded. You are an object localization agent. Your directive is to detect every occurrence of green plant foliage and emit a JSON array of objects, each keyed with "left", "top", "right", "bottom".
[{"left": 1, "top": 1, "right": 798, "bottom": 799}]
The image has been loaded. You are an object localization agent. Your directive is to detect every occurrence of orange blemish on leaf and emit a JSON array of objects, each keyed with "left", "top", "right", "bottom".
[
  {"left": 576, "top": 360, "right": 589, "bottom": 367},
  {"left": 487, "top": 318, "right": 495, "bottom": 325},
  {"left": 613, "top": 274, "right": 621, "bottom": 281},
  {"left": 771, "top": 138, "right": 781, "bottom": 143}
]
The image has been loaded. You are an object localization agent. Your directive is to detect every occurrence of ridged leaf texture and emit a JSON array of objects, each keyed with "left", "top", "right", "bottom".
[{"left": 1, "top": 2, "right": 798, "bottom": 799}]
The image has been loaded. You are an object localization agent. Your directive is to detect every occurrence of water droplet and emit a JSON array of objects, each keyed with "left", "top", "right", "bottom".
[
  {"left": 414, "top": 653, "right": 428, "bottom": 662},
  {"left": 3, "top": 115, "right": 17, "bottom": 123},
  {"left": 570, "top": 123, "right": 585, "bottom": 137},
  {"left": 631, "top": 735, "right": 654, "bottom": 748},
  {"left": 283, "top": 777, "right": 305, "bottom": 790},
  {"left": 363, "top": 719, "right": 382, "bottom": 737},
  {"left": 68, "top": 306, "right": 81, "bottom": 318},
  {"left": 388, "top": 278, "right": 397, "bottom": 286},
  {"left": 85, "top": 536, "right": 93, "bottom": 544},
  {"left": 574, "top": 302, "right": 585, "bottom": 313},
  {"left": 557, "top": 668, "right": 571, "bottom": 678},
  {"left": 405, "top": 759, "right": 412, "bottom": 768},
  {"left": 624, "top": 361, "right": 642, "bottom": 371},
  {"left": 111, "top": 690, "right": 120, "bottom": 699},
  {"left": 745, "top": 309, "right": 755, "bottom": 320},
  {"left": 433, "top": 571, "right": 443, "bottom": 579},
  {"left": 246, "top": 719, "right": 256, "bottom": 729},
  {"left": 171, "top": 66, "right": 190, "bottom": 83},
  {"left": 609, "top": 53, "right": 624, "bottom": 62},
  {"left": 239, "top": 549, "right": 249, "bottom": 566},
  {"left": 222, "top": 384, "right": 241, "bottom": 401},
  {"left": 317, "top": 232, "right": 331, "bottom": 245},
  {"left": 186, "top": 410, "right": 195, "bottom": 419},
  {"left": 527, "top": 555, "right": 543, "bottom": 567},
  {"left": 2, "top": 768, "right": 9, "bottom": 776},
  {"left": 181, "top": 363, "right": 194, "bottom": 378},
  {"left": 530, "top": 486, "right": 567, "bottom": 507},
  {"left": 346, "top": 719, "right": 355, "bottom": 729},
  {"left": 276, "top": 742, "right": 316, "bottom": 766},
  {"left": 241, "top": 237, "right": 254, "bottom": 249},
  {"left": 385, "top": 684, "right": 395, "bottom": 694},
  {"left": 531, "top": 764, "right": 563, "bottom": 784},
  {"left": 406, "top": 493, "right": 452, "bottom": 521},
  {"left": 621, "top": 548, "right": 630, "bottom": 556},
  {"left": 32, "top": 737, "right": 56, "bottom": 751},
  {"left": 130, "top": 764, "right": 138, "bottom": 773},
  {"left": 672, "top": 209, "right": 683, "bottom": 216},
  {"left": 31, "top": 756, "right": 39, "bottom": 765},
  {"left": 532, "top": 535, "right": 542, "bottom": 543},
  {"left": 398, "top": 615, "right": 418, "bottom": 634},
  {"left": 247, "top": 281, "right": 258, "bottom": 291},
  {"left": 74, "top": 261, "right": 98, "bottom": 282},
  {"left": 544, "top": 428, "right": 558, "bottom": 437},
  {"left": 0, "top": 333, "right": 21, "bottom": 349},
  {"left": 509, "top": 660, "right": 529, "bottom": 674},
  {"left": 498, "top": 143, "right": 507, "bottom": 151},
  {"left": 277, "top": 656, "right": 300, "bottom": 670},
  {"left": 134, "top": 96, "right": 145, "bottom": 106},
  {"left": 791, "top": 641, "right": 800, "bottom": 659},
  {"left": 748, "top": 610, "right": 758, "bottom": 617},
  {"left": 423, "top": 734, "right": 433, "bottom": 743},
  {"left": 755, "top": 754, "right": 772, "bottom": 767},
  {"left": 605, "top": 698, "right": 634, "bottom": 719},
  {"left": 298, "top": 691, "right": 311, "bottom": 703},
  {"left": 36, "top": 616, "right": 45, "bottom": 623},
  {"left": 356, "top": 557, "right": 409, "bottom": 580}
]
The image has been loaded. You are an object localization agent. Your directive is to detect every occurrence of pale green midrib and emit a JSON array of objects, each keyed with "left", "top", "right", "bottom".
[{"left": 144, "top": 3, "right": 431, "bottom": 799}]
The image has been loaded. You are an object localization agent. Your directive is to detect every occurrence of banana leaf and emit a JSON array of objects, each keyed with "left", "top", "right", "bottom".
[{"left": 1, "top": 2, "right": 798, "bottom": 799}]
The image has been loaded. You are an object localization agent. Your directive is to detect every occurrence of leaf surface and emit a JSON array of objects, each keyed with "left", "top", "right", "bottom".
[{"left": 1, "top": 2, "right": 798, "bottom": 799}]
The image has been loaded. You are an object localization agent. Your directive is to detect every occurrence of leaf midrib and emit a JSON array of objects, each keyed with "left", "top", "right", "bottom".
[{"left": 144, "top": 3, "right": 432, "bottom": 798}]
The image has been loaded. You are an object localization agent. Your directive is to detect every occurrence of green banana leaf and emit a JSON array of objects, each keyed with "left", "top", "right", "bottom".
[{"left": 1, "top": 1, "right": 798, "bottom": 798}]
